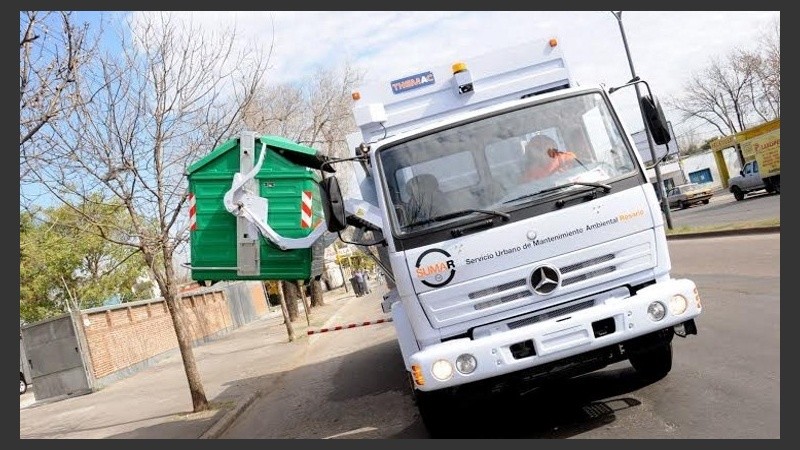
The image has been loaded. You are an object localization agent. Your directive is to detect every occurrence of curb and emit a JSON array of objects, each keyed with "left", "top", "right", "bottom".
[
  {"left": 665, "top": 226, "right": 779, "bottom": 240},
  {"left": 200, "top": 392, "right": 261, "bottom": 439}
]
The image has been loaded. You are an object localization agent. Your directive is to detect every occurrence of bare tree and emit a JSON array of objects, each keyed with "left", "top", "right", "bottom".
[
  {"left": 20, "top": 11, "right": 98, "bottom": 202},
  {"left": 676, "top": 129, "right": 705, "bottom": 157},
  {"left": 282, "top": 280, "right": 301, "bottom": 322},
  {"left": 23, "top": 12, "right": 269, "bottom": 413},
  {"left": 667, "top": 15, "right": 780, "bottom": 138},
  {"left": 276, "top": 281, "right": 296, "bottom": 342},
  {"left": 752, "top": 16, "right": 780, "bottom": 119},
  {"left": 243, "top": 62, "right": 363, "bottom": 193},
  {"left": 309, "top": 276, "right": 324, "bottom": 307},
  {"left": 667, "top": 53, "right": 753, "bottom": 137}
]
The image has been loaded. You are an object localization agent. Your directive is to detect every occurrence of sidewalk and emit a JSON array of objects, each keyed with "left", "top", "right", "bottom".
[{"left": 19, "top": 283, "right": 373, "bottom": 439}]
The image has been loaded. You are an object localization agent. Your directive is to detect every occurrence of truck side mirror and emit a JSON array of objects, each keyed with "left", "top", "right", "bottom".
[
  {"left": 320, "top": 176, "right": 347, "bottom": 232},
  {"left": 640, "top": 94, "right": 671, "bottom": 146}
]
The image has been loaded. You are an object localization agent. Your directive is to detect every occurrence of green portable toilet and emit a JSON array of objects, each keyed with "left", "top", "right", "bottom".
[{"left": 186, "top": 131, "right": 332, "bottom": 281}]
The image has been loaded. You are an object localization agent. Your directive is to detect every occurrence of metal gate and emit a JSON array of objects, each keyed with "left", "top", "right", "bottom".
[{"left": 20, "top": 313, "right": 92, "bottom": 401}]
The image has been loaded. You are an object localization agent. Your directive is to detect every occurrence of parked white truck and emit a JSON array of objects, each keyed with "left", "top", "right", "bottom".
[
  {"left": 210, "top": 35, "right": 703, "bottom": 437},
  {"left": 312, "top": 36, "right": 702, "bottom": 436}
]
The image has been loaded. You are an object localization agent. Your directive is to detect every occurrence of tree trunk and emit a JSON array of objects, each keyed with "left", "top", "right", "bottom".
[
  {"left": 277, "top": 281, "right": 295, "bottom": 342},
  {"left": 299, "top": 280, "right": 311, "bottom": 326},
  {"left": 310, "top": 276, "right": 325, "bottom": 307},
  {"left": 282, "top": 280, "right": 300, "bottom": 322},
  {"left": 163, "top": 290, "right": 208, "bottom": 412}
]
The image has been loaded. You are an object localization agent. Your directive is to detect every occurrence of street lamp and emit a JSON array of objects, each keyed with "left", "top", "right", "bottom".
[{"left": 610, "top": 11, "right": 674, "bottom": 229}]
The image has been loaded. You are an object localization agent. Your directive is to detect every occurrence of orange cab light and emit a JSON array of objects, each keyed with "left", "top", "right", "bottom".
[
  {"left": 411, "top": 364, "right": 425, "bottom": 386},
  {"left": 549, "top": 38, "right": 558, "bottom": 47},
  {"left": 352, "top": 91, "right": 361, "bottom": 101}
]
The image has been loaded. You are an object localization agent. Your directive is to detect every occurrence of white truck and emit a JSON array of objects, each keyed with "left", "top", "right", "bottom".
[
  {"left": 311, "top": 36, "right": 702, "bottom": 436},
  {"left": 214, "top": 36, "right": 703, "bottom": 436}
]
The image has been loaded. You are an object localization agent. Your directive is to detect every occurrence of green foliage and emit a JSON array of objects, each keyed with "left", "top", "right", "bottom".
[{"left": 19, "top": 198, "right": 149, "bottom": 323}]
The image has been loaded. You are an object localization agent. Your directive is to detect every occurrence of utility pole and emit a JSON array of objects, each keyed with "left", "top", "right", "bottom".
[{"left": 611, "top": 11, "right": 673, "bottom": 229}]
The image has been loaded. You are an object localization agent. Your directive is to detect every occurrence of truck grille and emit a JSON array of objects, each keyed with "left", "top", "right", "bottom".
[
  {"left": 421, "top": 232, "right": 655, "bottom": 329},
  {"left": 469, "top": 253, "right": 618, "bottom": 308}
]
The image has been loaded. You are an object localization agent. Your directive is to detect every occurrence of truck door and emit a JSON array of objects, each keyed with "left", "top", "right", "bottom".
[{"left": 743, "top": 161, "right": 761, "bottom": 189}]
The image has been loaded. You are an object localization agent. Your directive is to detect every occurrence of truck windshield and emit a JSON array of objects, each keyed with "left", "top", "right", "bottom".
[{"left": 378, "top": 91, "right": 638, "bottom": 235}]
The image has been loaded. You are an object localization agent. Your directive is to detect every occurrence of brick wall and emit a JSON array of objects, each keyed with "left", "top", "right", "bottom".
[
  {"left": 249, "top": 282, "right": 268, "bottom": 317},
  {"left": 81, "top": 288, "right": 231, "bottom": 380}
]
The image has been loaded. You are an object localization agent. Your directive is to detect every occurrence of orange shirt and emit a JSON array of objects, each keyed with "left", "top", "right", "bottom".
[{"left": 524, "top": 150, "right": 577, "bottom": 181}]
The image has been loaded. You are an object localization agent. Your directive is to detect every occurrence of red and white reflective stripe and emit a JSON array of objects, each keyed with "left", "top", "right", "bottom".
[
  {"left": 188, "top": 193, "right": 197, "bottom": 231},
  {"left": 300, "top": 190, "right": 313, "bottom": 228},
  {"left": 307, "top": 318, "right": 393, "bottom": 335}
]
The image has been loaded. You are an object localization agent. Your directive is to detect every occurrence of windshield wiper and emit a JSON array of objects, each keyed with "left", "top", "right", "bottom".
[
  {"left": 503, "top": 181, "right": 612, "bottom": 204},
  {"left": 408, "top": 208, "right": 511, "bottom": 227}
]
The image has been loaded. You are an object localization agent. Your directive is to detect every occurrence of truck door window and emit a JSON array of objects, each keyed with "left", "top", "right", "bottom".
[{"left": 395, "top": 151, "right": 478, "bottom": 203}]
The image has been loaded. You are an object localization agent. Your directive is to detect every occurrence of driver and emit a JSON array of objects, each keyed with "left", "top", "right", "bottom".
[{"left": 522, "top": 135, "right": 578, "bottom": 181}]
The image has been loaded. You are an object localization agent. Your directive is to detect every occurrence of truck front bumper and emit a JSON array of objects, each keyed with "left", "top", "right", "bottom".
[{"left": 409, "top": 278, "right": 701, "bottom": 391}]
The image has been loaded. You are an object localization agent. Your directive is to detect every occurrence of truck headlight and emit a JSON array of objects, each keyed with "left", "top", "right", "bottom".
[
  {"left": 647, "top": 301, "right": 667, "bottom": 321},
  {"left": 455, "top": 354, "right": 477, "bottom": 375},
  {"left": 668, "top": 294, "right": 688, "bottom": 315},
  {"left": 431, "top": 359, "right": 453, "bottom": 381}
]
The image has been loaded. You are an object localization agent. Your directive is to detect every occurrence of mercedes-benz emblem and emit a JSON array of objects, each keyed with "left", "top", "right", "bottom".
[{"left": 530, "top": 264, "right": 561, "bottom": 295}]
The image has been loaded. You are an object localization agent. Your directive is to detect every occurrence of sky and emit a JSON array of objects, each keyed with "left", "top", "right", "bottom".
[
  {"left": 85, "top": 10, "right": 779, "bottom": 150},
  {"left": 26, "top": 10, "right": 781, "bottom": 278}
]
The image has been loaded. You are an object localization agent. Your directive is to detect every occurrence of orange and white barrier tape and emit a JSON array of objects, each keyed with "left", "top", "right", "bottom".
[{"left": 307, "top": 318, "right": 393, "bottom": 335}]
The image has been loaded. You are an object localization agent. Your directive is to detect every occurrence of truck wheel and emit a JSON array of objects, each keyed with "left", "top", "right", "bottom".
[
  {"left": 630, "top": 342, "right": 673, "bottom": 380},
  {"left": 731, "top": 186, "right": 744, "bottom": 201},
  {"left": 20, "top": 373, "right": 27, "bottom": 395},
  {"left": 413, "top": 386, "right": 459, "bottom": 438},
  {"left": 679, "top": 200, "right": 688, "bottom": 209},
  {"left": 764, "top": 179, "right": 773, "bottom": 193}
]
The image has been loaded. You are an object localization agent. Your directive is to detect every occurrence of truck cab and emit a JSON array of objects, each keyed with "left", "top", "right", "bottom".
[
  {"left": 728, "top": 160, "right": 774, "bottom": 200},
  {"left": 319, "top": 36, "right": 702, "bottom": 436}
]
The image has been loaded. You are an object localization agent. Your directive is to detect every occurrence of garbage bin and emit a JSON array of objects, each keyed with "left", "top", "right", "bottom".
[
  {"left": 186, "top": 133, "right": 327, "bottom": 281},
  {"left": 349, "top": 277, "right": 363, "bottom": 297}
]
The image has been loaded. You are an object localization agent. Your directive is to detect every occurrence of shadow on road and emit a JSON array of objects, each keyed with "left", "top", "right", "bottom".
[
  {"left": 398, "top": 366, "right": 658, "bottom": 439},
  {"left": 104, "top": 339, "right": 664, "bottom": 439}
]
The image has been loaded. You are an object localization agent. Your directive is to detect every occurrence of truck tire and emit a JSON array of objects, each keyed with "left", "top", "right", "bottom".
[
  {"left": 20, "top": 373, "right": 27, "bottom": 395},
  {"left": 680, "top": 200, "right": 688, "bottom": 209},
  {"left": 413, "top": 386, "right": 459, "bottom": 438},
  {"left": 630, "top": 342, "right": 673, "bottom": 380},
  {"left": 731, "top": 186, "right": 744, "bottom": 201},
  {"left": 770, "top": 177, "right": 780, "bottom": 194}
]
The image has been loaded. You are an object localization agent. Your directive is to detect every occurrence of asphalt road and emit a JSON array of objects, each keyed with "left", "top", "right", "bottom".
[
  {"left": 666, "top": 188, "right": 779, "bottom": 229},
  {"left": 221, "top": 232, "right": 780, "bottom": 439}
]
